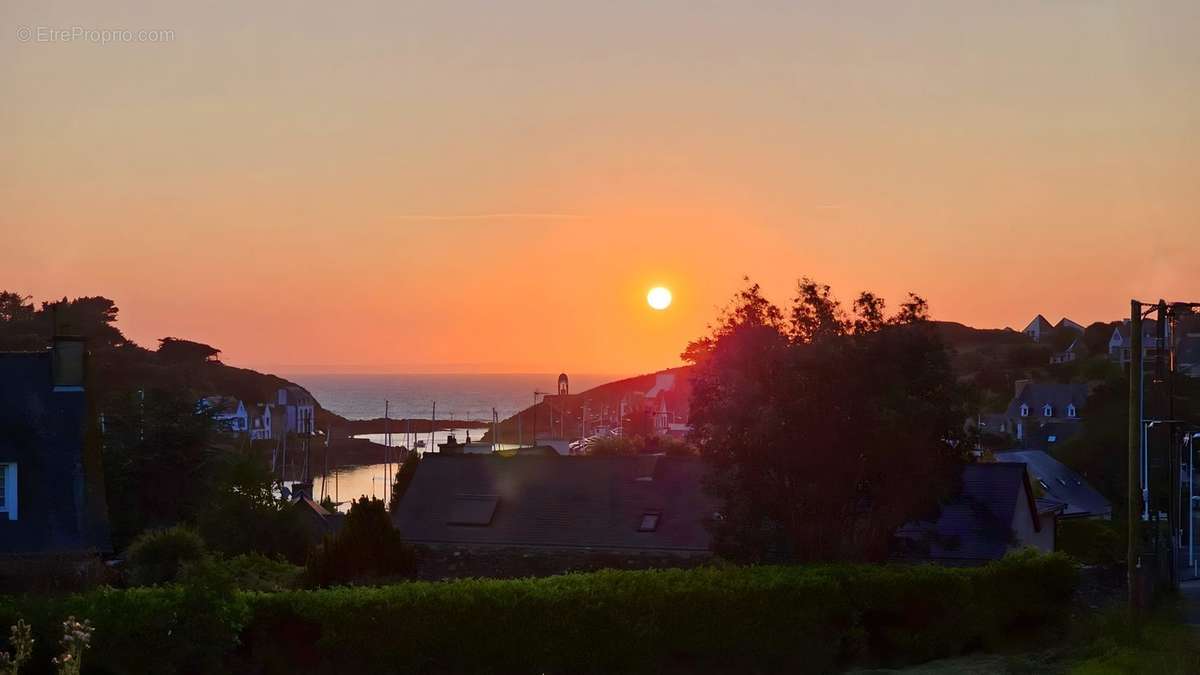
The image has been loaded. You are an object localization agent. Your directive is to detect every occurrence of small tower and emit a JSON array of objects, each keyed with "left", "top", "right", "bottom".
[{"left": 557, "top": 373, "right": 569, "bottom": 396}]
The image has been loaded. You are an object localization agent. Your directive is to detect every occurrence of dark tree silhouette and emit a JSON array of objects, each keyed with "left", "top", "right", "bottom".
[{"left": 685, "top": 278, "right": 966, "bottom": 562}]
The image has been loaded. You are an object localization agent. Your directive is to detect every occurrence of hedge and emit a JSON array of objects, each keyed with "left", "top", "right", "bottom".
[{"left": 0, "top": 550, "right": 1076, "bottom": 674}]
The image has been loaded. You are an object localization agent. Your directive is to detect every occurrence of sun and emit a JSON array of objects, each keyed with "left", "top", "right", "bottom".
[{"left": 647, "top": 286, "right": 672, "bottom": 311}]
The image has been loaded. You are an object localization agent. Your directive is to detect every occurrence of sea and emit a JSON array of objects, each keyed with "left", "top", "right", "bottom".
[
  {"left": 281, "top": 373, "right": 621, "bottom": 510},
  {"left": 284, "top": 372, "right": 621, "bottom": 423}
]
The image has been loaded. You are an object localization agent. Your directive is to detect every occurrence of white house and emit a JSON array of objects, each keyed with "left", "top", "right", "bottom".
[
  {"left": 199, "top": 396, "right": 249, "bottom": 434},
  {"left": 248, "top": 403, "right": 275, "bottom": 440},
  {"left": 277, "top": 387, "right": 315, "bottom": 435}
]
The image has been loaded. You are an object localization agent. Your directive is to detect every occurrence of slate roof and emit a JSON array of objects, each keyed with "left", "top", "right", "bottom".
[
  {"left": 896, "top": 462, "right": 1038, "bottom": 562},
  {"left": 0, "top": 351, "right": 110, "bottom": 555},
  {"left": 1112, "top": 319, "right": 1160, "bottom": 344},
  {"left": 394, "top": 455, "right": 716, "bottom": 553},
  {"left": 1005, "top": 382, "right": 1088, "bottom": 419},
  {"left": 996, "top": 450, "right": 1112, "bottom": 519}
]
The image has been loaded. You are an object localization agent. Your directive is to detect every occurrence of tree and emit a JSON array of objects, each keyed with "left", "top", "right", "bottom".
[
  {"left": 306, "top": 497, "right": 416, "bottom": 586},
  {"left": 157, "top": 337, "right": 221, "bottom": 364},
  {"left": 685, "top": 278, "right": 966, "bottom": 562},
  {"left": 389, "top": 451, "right": 421, "bottom": 513},
  {"left": 101, "top": 388, "right": 226, "bottom": 548}
]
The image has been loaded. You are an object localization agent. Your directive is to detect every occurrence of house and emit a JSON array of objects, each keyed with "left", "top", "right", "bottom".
[
  {"left": 393, "top": 454, "right": 716, "bottom": 576},
  {"left": 1022, "top": 315, "right": 1055, "bottom": 343},
  {"left": 995, "top": 450, "right": 1112, "bottom": 519},
  {"left": 1108, "top": 319, "right": 1167, "bottom": 367},
  {"left": 199, "top": 396, "right": 249, "bottom": 434},
  {"left": 1050, "top": 339, "right": 1082, "bottom": 365},
  {"left": 895, "top": 462, "right": 1059, "bottom": 564},
  {"left": 1178, "top": 314, "right": 1200, "bottom": 378},
  {"left": 1005, "top": 381, "right": 1087, "bottom": 450},
  {"left": 248, "top": 403, "right": 272, "bottom": 440},
  {"left": 1055, "top": 318, "right": 1085, "bottom": 334},
  {"left": 0, "top": 338, "right": 111, "bottom": 562},
  {"left": 277, "top": 387, "right": 315, "bottom": 435},
  {"left": 1023, "top": 315, "right": 1082, "bottom": 344}
]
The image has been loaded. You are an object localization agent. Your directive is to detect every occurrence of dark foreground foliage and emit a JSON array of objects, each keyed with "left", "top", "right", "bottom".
[
  {"left": 0, "top": 551, "right": 1075, "bottom": 674},
  {"left": 305, "top": 497, "right": 417, "bottom": 587}
]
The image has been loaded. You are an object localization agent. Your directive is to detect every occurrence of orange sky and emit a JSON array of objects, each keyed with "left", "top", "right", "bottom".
[{"left": 3, "top": 1, "right": 1198, "bottom": 374}]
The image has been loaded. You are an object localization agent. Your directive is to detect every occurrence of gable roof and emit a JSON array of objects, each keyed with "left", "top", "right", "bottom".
[
  {"left": 995, "top": 450, "right": 1112, "bottom": 519},
  {"left": 896, "top": 462, "right": 1038, "bottom": 562},
  {"left": 1023, "top": 315, "right": 1054, "bottom": 334},
  {"left": 1006, "top": 382, "right": 1088, "bottom": 418},
  {"left": 1055, "top": 318, "right": 1084, "bottom": 333},
  {"left": 394, "top": 455, "right": 716, "bottom": 553}
]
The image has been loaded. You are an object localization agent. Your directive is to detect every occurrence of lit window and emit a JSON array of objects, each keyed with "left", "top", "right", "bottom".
[
  {"left": 1037, "top": 479, "right": 1050, "bottom": 491},
  {"left": 1047, "top": 435, "right": 1057, "bottom": 442},
  {"left": 0, "top": 464, "right": 16, "bottom": 521},
  {"left": 638, "top": 512, "right": 661, "bottom": 532},
  {"left": 1020, "top": 404, "right": 1029, "bottom": 417},
  {"left": 1067, "top": 404, "right": 1076, "bottom": 418},
  {"left": 1043, "top": 404, "right": 1053, "bottom": 417}
]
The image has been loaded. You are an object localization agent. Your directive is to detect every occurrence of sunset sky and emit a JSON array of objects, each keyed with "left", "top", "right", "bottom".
[{"left": 4, "top": 1, "right": 1198, "bottom": 375}]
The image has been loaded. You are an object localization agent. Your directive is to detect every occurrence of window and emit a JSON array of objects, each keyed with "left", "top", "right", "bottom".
[
  {"left": 1066, "top": 404, "right": 1076, "bottom": 418},
  {"left": 1037, "top": 479, "right": 1050, "bottom": 491},
  {"left": 638, "top": 511, "right": 661, "bottom": 532},
  {"left": 1043, "top": 404, "right": 1053, "bottom": 417},
  {"left": 0, "top": 464, "right": 16, "bottom": 521},
  {"left": 1019, "top": 404, "right": 1029, "bottom": 417}
]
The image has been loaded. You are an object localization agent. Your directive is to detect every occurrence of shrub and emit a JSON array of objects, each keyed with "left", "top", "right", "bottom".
[
  {"left": 124, "top": 526, "right": 207, "bottom": 586},
  {"left": 0, "top": 553, "right": 1077, "bottom": 674},
  {"left": 305, "top": 498, "right": 416, "bottom": 587},
  {"left": 1058, "top": 518, "right": 1124, "bottom": 566},
  {"left": 196, "top": 554, "right": 302, "bottom": 592}
]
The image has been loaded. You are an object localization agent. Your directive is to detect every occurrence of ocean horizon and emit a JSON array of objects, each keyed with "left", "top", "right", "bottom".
[{"left": 283, "top": 372, "right": 625, "bottom": 422}]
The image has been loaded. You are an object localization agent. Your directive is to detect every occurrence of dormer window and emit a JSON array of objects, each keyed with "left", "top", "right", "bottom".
[
  {"left": 1066, "top": 404, "right": 1076, "bottom": 418},
  {"left": 1042, "top": 404, "right": 1053, "bottom": 417},
  {"left": 1019, "top": 404, "right": 1029, "bottom": 417}
]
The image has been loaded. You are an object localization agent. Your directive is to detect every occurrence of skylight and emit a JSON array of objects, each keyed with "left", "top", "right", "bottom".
[
  {"left": 447, "top": 495, "right": 499, "bottom": 526},
  {"left": 638, "top": 512, "right": 661, "bottom": 532}
]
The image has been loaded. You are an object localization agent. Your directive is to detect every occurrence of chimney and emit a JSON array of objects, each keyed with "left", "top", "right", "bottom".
[
  {"left": 51, "top": 336, "right": 86, "bottom": 391},
  {"left": 1014, "top": 378, "right": 1031, "bottom": 400}
]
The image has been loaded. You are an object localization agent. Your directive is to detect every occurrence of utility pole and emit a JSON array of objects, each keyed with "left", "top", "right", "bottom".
[{"left": 1128, "top": 299, "right": 1143, "bottom": 610}]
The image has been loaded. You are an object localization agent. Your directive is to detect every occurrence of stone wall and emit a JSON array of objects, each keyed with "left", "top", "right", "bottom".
[{"left": 412, "top": 544, "right": 712, "bottom": 580}]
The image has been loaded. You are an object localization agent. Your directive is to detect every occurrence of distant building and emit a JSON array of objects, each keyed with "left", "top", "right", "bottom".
[
  {"left": 394, "top": 455, "right": 716, "bottom": 573},
  {"left": 1177, "top": 314, "right": 1200, "bottom": 378},
  {"left": 199, "top": 395, "right": 249, "bottom": 434},
  {"left": 895, "top": 462, "right": 1059, "bottom": 564},
  {"left": 1055, "top": 317, "right": 1085, "bottom": 334},
  {"left": 249, "top": 401, "right": 274, "bottom": 439},
  {"left": 1022, "top": 315, "right": 1055, "bottom": 342},
  {"left": 1049, "top": 338, "right": 1082, "bottom": 365},
  {"left": 995, "top": 450, "right": 1112, "bottom": 519},
  {"left": 0, "top": 338, "right": 111, "bottom": 560},
  {"left": 1108, "top": 319, "right": 1167, "bottom": 367},
  {"left": 1005, "top": 381, "right": 1087, "bottom": 450},
  {"left": 1022, "top": 315, "right": 1083, "bottom": 343},
  {"left": 277, "top": 387, "right": 315, "bottom": 435}
]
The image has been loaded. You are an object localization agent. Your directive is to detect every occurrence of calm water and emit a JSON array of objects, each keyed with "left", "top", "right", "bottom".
[
  {"left": 287, "top": 373, "right": 621, "bottom": 512},
  {"left": 283, "top": 373, "right": 620, "bottom": 422}
]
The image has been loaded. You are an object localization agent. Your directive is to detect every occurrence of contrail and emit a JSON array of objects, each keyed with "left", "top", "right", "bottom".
[{"left": 390, "top": 213, "right": 588, "bottom": 221}]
